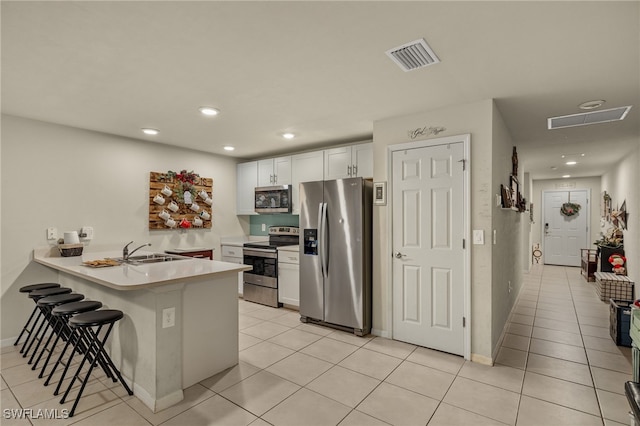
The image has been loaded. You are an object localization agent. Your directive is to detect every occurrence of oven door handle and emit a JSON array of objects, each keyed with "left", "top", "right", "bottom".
[
  {"left": 320, "top": 202, "right": 328, "bottom": 279},
  {"left": 243, "top": 248, "right": 278, "bottom": 258}
]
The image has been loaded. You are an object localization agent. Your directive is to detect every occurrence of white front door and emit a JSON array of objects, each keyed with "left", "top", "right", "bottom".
[
  {"left": 543, "top": 190, "right": 589, "bottom": 267},
  {"left": 391, "top": 140, "right": 466, "bottom": 356}
]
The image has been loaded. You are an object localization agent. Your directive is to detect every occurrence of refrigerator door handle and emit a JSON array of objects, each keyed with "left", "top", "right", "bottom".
[
  {"left": 317, "top": 202, "right": 325, "bottom": 278},
  {"left": 320, "top": 202, "right": 329, "bottom": 278}
]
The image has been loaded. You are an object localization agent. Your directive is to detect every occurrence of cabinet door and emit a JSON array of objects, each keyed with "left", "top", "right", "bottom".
[
  {"left": 222, "top": 246, "right": 244, "bottom": 295},
  {"left": 278, "top": 262, "right": 299, "bottom": 307},
  {"left": 291, "top": 151, "right": 324, "bottom": 214},
  {"left": 324, "top": 146, "right": 351, "bottom": 180},
  {"left": 352, "top": 143, "right": 373, "bottom": 178},
  {"left": 236, "top": 161, "right": 258, "bottom": 215},
  {"left": 274, "top": 156, "right": 292, "bottom": 185},
  {"left": 257, "top": 159, "right": 275, "bottom": 187}
]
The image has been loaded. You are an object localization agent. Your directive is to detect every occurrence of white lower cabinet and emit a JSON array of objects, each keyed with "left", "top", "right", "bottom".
[
  {"left": 278, "top": 247, "right": 299, "bottom": 308},
  {"left": 221, "top": 245, "right": 244, "bottom": 295}
]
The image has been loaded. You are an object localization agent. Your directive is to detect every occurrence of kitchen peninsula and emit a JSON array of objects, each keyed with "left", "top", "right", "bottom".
[{"left": 33, "top": 247, "right": 251, "bottom": 413}]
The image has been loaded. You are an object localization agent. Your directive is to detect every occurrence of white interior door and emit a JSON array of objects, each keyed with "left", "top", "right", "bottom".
[
  {"left": 543, "top": 190, "right": 589, "bottom": 267},
  {"left": 392, "top": 141, "right": 465, "bottom": 356}
]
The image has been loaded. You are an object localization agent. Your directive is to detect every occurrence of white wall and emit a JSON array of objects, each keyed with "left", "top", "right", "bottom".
[
  {"left": 490, "top": 102, "right": 522, "bottom": 355},
  {"left": 1, "top": 115, "right": 248, "bottom": 341},
  {"left": 601, "top": 145, "right": 639, "bottom": 293}
]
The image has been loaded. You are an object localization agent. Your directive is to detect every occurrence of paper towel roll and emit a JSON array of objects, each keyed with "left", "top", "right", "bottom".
[{"left": 64, "top": 231, "right": 80, "bottom": 244}]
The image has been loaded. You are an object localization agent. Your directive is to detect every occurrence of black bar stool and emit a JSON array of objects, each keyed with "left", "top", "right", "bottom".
[
  {"left": 60, "top": 309, "right": 133, "bottom": 417},
  {"left": 45, "top": 300, "right": 103, "bottom": 387},
  {"left": 22, "top": 287, "right": 72, "bottom": 357},
  {"left": 14, "top": 283, "right": 61, "bottom": 347},
  {"left": 30, "top": 293, "right": 85, "bottom": 370}
]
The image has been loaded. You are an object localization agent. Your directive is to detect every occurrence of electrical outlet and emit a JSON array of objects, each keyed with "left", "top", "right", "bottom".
[
  {"left": 261, "top": 224, "right": 266, "bottom": 232},
  {"left": 162, "top": 307, "right": 176, "bottom": 328},
  {"left": 47, "top": 227, "right": 58, "bottom": 240},
  {"left": 493, "top": 229, "right": 497, "bottom": 245},
  {"left": 81, "top": 226, "right": 94, "bottom": 240}
]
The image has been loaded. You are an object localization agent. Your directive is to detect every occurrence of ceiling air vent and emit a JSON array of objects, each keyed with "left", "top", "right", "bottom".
[
  {"left": 548, "top": 106, "right": 632, "bottom": 130},
  {"left": 386, "top": 38, "right": 440, "bottom": 72}
]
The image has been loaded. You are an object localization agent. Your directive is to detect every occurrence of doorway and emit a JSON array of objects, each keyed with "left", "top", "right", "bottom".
[
  {"left": 389, "top": 135, "right": 470, "bottom": 358},
  {"left": 542, "top": 190, "right": 589, "bottom": 267}
]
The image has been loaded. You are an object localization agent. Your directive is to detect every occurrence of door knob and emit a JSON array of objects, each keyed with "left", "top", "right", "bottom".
[{"left": 394, "top": 252, "right": 406, "bottom": 259}]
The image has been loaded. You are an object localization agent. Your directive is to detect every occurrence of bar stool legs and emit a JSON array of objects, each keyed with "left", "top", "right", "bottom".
[
  {"left": 15, "top": 285, "right": 134, "bottom": 418},
  {"left": 41, "top": 300, "right": 102, "bottom": 381},
  {"left": 60, "top": 310, "right": 133, "bottom": 417},
  {"left": 14, "top": 283, "right": 61, "bottom": 347},
  {"left": 21, "top": 287, "right": 72, "bottom": 358},
  {"left": 30, "top": 293, "right": 84, "bottom": 372}
]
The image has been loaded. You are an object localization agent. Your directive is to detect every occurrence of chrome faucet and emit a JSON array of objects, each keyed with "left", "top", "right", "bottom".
[{"left": 122, "top": 241, "right": 152, "bottom": 261}]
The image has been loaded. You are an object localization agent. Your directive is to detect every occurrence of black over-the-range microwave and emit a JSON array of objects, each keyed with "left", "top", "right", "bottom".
[{"left": 254, "top": 185, "right": 292, "bottom": 214}]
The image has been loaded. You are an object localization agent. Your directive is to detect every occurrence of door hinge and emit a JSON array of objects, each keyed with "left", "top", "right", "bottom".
[
  {"left": 458, "top": 159, "right": 466, "bottom": 170},
  {"left": 462, "top": 239, "right": 466, "bottom": 249},
  {"left": 463, "top": 317, "right": 466, "bottom": 327}
]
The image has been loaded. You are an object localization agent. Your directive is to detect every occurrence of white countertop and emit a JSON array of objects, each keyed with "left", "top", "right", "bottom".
[
  {"left": 34, "top": 247, "right": 251, "bottom": 291},
  {"left": 220, "top": 236, "right": 269, "bottom": 247}
]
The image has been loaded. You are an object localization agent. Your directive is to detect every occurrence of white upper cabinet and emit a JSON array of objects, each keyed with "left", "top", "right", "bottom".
[
  {"left": 324, "top": 142, "right": 373, "bottom": 180},
  {"left": 236, "top": 161, "right": 258, "bottom": 215},
  {"left": 237, "top": 143, "right": 372, "bottom": 216},
  {"left": 291, "top": 151, "right": 324, "bottom": 215},
  {"left": 257, "top": 156, "right": 291, "bottom": 186}
]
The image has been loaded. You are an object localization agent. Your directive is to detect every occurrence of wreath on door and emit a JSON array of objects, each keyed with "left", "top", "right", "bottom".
[{"left": 560, "top": 202, "right": 581, "bottom": 217}]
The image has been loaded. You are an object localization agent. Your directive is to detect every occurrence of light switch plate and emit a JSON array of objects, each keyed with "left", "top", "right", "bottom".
[
  {"left": 473, "top": 230, "right": 484, "bottom": 245},
  {"left": 162, "top": 307, "right": 176, "bottom": 328}
]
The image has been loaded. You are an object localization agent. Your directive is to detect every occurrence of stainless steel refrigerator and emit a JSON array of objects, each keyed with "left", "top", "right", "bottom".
[{"left": 299, "top": 177, "right": 372, "bottom": 336}]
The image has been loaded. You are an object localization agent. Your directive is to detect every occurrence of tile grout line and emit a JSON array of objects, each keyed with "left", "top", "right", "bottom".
[{"left": 566, "top": 266, "right": 608, "bottom": 424}]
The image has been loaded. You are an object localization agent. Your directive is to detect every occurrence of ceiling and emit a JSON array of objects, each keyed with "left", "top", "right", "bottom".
[{"left": 2, "top": 1, "right": 638, "bottom": 179}]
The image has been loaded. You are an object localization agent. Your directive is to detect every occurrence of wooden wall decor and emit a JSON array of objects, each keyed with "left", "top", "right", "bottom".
[{"left": 149, "top": 171, "right": 213, "bottom": 230}]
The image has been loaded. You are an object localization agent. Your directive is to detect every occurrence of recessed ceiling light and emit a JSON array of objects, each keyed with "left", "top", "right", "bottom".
[
  {"left": 562, "top": 175, "right": 571, "bottom": 178},
  {"left": 223, "top": 146, "right": 235, "bottom": 151},
  {"left": 550, "top": 166, "right": 558, "bottom": 170},
  {"left": 578, "top": 100, "right": 605, "bottom": 110},
  {"left": 142, "top": 128, "right": 159, "bottom": 135},
  {"left": 282, "top": 133, "right": 296, "bottom": 140},
  {"left": 199, "top": 107, "right": 219, "bottom": 116},
  {"left": 566, "top": 161, "right": 577, "bottom": 165}
]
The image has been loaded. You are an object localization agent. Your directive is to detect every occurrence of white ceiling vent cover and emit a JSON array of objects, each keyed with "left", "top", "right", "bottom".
[
  {"left": 386, "top": 38, "right": 440, "bottom": 72},
  {"left": 548, "top": 106, "right": 632, "bottom": 130}
]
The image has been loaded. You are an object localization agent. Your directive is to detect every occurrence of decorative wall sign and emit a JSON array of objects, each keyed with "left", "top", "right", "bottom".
[
  {"left": 612, "top": 200, "right": 627, "bottom": 229},
  {"left": 510, "top": 175, "right": 519, "bottom": 208},
  {"left": 149, "top": 170, "right": 213, "bottom": 230},
  {"left": 407, "top": 126, "right": 446, "bottom": 139},
  {"left": 602, "top": 191, "right": 612, "bottom": 220}
]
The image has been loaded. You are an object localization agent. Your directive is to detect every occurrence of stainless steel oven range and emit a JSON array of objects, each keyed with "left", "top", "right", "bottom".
[{"left": 243, "top": 226, "right": 299, "bottom": 307}]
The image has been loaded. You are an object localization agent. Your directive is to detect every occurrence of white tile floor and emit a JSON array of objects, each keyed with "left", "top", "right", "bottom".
[{"left": 1, "top": 265, "right": 634, "bottom": 425}]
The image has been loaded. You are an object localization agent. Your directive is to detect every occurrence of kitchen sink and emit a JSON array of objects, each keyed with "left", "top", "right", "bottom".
[{"left": 119, "top": 253, "right": 189, "bottom": 264}]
